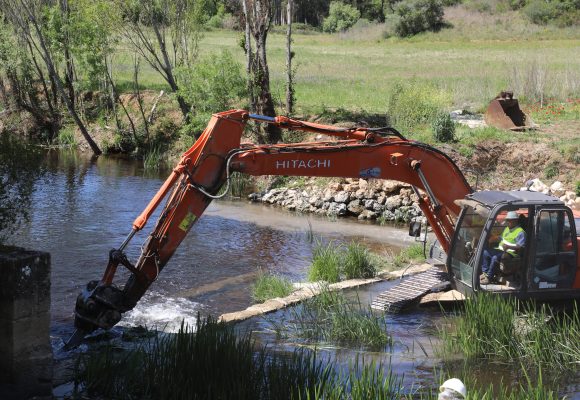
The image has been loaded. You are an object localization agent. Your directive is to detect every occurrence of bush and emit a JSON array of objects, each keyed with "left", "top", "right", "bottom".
[
  {"left": 322, "top": 1, "right": 361, "bottom": 33},
  {"left": 251, "top": 271, "right": 294, "bottom": 303},
  {"left": 176, "top": 50, "right": 246, "bottom": 136},
  {"left": 431, "top": 112, "right": 456, "bottom": 142},
  {"left": 523, "top": 0, "right": 558, "bottom": 24},
  {"left": 393, "top": 0, "right": 446, "bottom": 37},
  {"left": 387, "top": 80, "right": 451, "bottom": 131},
  {"left": 575, "top": 181, "right": 580, "bottom": 196}
]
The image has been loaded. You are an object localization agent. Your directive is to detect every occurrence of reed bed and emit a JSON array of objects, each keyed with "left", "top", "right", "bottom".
[
  {"left": 269, "top": 286, "right": 391, "bottom": 349},
  {"left": 308, "top": 240, "right": 377, "bottom": 283},
  {"left": 440, "top": 293, "right": 580, "bottom": 372},
  {"left": 75, "top": 317, "right": 404, "bottom": 399},
  {"left": 251, "top": 271, "right": 294, "bottom": 303}
]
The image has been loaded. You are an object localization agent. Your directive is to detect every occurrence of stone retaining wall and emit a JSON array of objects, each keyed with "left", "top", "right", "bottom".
[{"left": 0, "top": 247, "right": 52, "bottom": 400}]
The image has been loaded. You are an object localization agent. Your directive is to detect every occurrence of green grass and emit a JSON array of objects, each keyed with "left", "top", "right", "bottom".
[
  {"left": 392, "top": 243, "right": 426, "bottom": 269},
  {"left": 308, "top": 240, "right": 377, "bottom": 282},
  {"left": 143, "top": 146, "right": 163, "bottom": 171},
  {"left": 308, "top": 240, "right": 342, "bottom": 283},
  {"left": 109, "top": 24, "right": 580, "bottom": 121},
  {"left": 75, "top": 316, "right": 404, "bottom": 399},
  {"left": 269, "top": 286, "right": 392, "bottom": 349},
  {"left": 439, "top": 293, "right": 580, "bottom": 372},
  {"left": 251, "top": 271, "right": 294, "bottom": 303},
  {"left": 342, "top": 241, "right": 377, "bottom": 279}
]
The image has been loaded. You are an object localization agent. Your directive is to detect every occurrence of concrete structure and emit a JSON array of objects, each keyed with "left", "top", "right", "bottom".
[{"left": 0, "top": 247, "right": 52, "bottom": 399}]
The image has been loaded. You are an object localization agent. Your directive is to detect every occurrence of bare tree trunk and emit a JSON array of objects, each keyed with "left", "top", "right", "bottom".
[
  {"left": 241, "top": 0, "right": 256, "bottom": 112},
  {"left": 285, "top": 0, "right": 294, "bottom": 115},
  {"left": 60, "top": 0, "right": 75, "bottom": 108},
  {"left": 244, "top": 0, "right": 281, "bottom": 144}
]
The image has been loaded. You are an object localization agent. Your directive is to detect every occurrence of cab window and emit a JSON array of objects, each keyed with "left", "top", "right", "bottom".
[{"left": 531, "top": 209, "right": 577, "bottom": 290}]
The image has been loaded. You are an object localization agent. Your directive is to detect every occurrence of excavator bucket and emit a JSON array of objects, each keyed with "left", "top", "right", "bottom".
[{"left": 484, "top": 91, "right": 534, "bottom": 131}]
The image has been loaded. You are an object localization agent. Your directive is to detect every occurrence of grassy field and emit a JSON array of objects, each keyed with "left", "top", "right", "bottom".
[{"left": 112, "top": 11, "right": 580, "bottom": 116}]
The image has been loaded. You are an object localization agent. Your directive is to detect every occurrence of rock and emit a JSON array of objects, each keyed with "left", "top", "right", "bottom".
[
  {"left": 354, "top": 188, "right": 366, "bottom": 199},
  {"left": 575, "top": 197, "right": 580, "bottom": 210},
  {"left": 327, "top": 202, "right": 347, "bottom": 217},
  {"left": 382, "top": 180, "right": 403, "bottom": 194},
  {"left": 347, "top": 199, "right": 364, "bottom": 215},
  {"left": 358, "top": 179, "right": 368, "bottom": 189},
  {"left": 334, "top": 191, "right": 350, "bottom": 203},
  {"left": 529, "top": 178, "right": 548, "bottom": 193},
  {"left": 385, "top": 195, "right": 402, "bottom": 211},
  {"left": 322, "top": 189, "right": 334, "bottom": 202},
  {"left": 381, "top": 210, "right": 396, "bottom": 221},
  {"left": 564, "top": 191, "right": 576, "bottom": 201},
  {"left": 329, "top": 182, "right": 343, "bottom": 191},
  {"left": 377, "top": 195, "right": 386, "bottom": 205},
  {"left": 358, "top": 210, "right": 378, "bottom": 220},
  {"left": 549, "top": 181, "right": 566, "bottom": 197},
  {"left": 309, "top": 195, "right": 323, "bottom": 208}
]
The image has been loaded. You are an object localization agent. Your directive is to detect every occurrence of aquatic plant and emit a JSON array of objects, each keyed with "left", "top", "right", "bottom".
[
  {"left": 439, "top": 292, "right": 580, "bottom": 372},
  {"left": 307, "top": 240, "right": 342, "bottom": 283},
  {"left": 143, "top": 146, "right": 162, "bottom": 171},
  {"left": 251, "top": 271, "right": 294, "bottom": 303},
  {"left": 75, "top": 316, "right": 403, "bottom": 399},
  {"left": 272, "top": 286, "right": 392, "bottom": 349},
  {"left": 392, "top": 243, "right": 426, "bottom": 269},
  {"left": 342, "top": 241, "right": 377, "bottom": 279}
]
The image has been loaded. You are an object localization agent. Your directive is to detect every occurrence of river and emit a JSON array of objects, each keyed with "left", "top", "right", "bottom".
[{"left": 7, "top": 149, "right": 580, "bottom": 398}]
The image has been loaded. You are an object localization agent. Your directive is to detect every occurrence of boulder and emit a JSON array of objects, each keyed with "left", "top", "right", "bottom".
[
  {"left": 347, "top": 199, "right": 364, "bottom": 215},
  {"left": 334, "top": 191, "right": 350, "bottom": 203},
  {"left": 549, "top": 181, "right": 566, "bottom": 197}
]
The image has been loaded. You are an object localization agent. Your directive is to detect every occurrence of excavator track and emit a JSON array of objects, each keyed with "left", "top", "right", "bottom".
[{"left": 371, "top": 267, "right": 450, "bottom": 313}]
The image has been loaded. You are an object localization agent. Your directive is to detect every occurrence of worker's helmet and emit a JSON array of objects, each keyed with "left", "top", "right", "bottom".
[
  {"left": 506, "top": 211, "right": 519, "bottom": 220},
  {"left": 439, "top": 378, "right": 466, "bottom": 398}
]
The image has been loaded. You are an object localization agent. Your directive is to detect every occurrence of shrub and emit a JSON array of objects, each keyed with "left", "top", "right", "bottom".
[
  {"left": 176, "top": 50, "right": 246, "bottom": 137},
  {"left": 575, "top": 181, "right": 580, "bottom": 196},
  {"left": 543, "top": 160, "right": 560, "bottom": 179},
  {"left": 431, "top": 112, "right": 456, "bottom": 142},
  {"left": 523, "top": 0, "right": 558, "bottom": 25},
  {"left": 393, "top": 0, "right": 446, "bottom": 37},
  {"left": 251, "top": 271, "right": 294, "bottom": 303},
  {"left": 343, "top": 241, "right": 376, "bottom": 279},
  {"left": 387, "top": 80, "right": 451, "bottom": 131},
  {"left": 322, "top": 1, "right": 361, "bottom": 33}
]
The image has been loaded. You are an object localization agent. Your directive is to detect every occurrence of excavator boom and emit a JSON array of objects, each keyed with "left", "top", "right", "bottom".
[{"left": 67, "top": 110, "right": 472, "bottom": 346}]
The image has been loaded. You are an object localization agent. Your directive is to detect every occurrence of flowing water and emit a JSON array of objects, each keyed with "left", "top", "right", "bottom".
[{"left": 7, "top": 149, "right": 580, "bottom": 398}]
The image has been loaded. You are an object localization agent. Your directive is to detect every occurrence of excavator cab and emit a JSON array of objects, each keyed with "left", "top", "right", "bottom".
[{"left": 448, "top": 190, "right": 580, "bottom": 300}]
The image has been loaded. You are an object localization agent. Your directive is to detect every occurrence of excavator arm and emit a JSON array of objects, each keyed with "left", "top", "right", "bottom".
[{"left": 67, "top": 109, "right": 471, "bottom": 346}]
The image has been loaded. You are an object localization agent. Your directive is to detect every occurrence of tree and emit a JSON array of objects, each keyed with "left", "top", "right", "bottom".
[
  {"left": 117, "top": 0, "right": 206, "bottom": 120},
  {"left": 0, "top": 0, "right": 102, "bottom": 154},
  {"left": 285, "top": 0, "right": 295, "bottom": 115},
  {"left": 242, "top": 0, "right": 281, "bottom": 144}
]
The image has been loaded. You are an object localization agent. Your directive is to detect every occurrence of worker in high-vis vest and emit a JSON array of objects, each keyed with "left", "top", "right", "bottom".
[{"left": 480, "top": 211, "right": 526, "bottom": 285}]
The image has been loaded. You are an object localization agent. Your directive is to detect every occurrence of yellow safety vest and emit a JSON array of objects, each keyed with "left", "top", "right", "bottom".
[{"left": 496, "top": 226, "right": 524, "bottom": 256}]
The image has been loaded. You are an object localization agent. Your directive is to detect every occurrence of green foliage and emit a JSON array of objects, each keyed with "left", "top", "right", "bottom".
[
  {"left": 342, "top": 241, "right": 377, "bottom": 279},
  {"left": 143, "top": 145, "right": 162, "bottom": 171},
  {"left": 522, "top": 0, "right": 580, "bottom": 26},
  {"left": 57, "top": 127, "right": 76, "bottom": 146},
  {"left": 575, "top": 181, "right": 580, "bottom": 196},
  {"left": 308, "top": 240, "right": 342, "bottom": 282},
  {"left": 0, "top": 136, "right": 45, "bottom": 245},
  {"left": 440, "top": 293, "right": 580, "bottom": 371},
  {"left": 393, "top": 0, "right": 446, "bottom": 37},
  {"left": 431, "top": 111, "right": 456, "bottom": 142},
  {"left": 251, "top": 271, "right": 294, "bottom": 303},
  {"left": 177, "top": 50, "right": 246, "bottom": 137},
  {"left": 392, "top": 243, "right": 425, "bottom": 268},
  {"left": 322, "top": 1, "right": 361, "bottom": 33},
  {"left": 386, "top": 80, "right": 451, "bottom": 131},
  {"left": 271, "top": 286, "right": 392, "bottom": 349},
  {"left": 543, "top": 160, "right": 560, "bottom": 179}
]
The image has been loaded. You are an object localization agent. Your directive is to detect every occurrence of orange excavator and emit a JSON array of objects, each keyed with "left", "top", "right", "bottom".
[{"left": 66, "top": 110, "right": 580, "bottom": 347}]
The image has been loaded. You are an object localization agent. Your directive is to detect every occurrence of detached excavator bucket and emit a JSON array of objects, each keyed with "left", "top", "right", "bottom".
[{"left": 484, "top": 91, "right": 534, "bottom": 131}]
